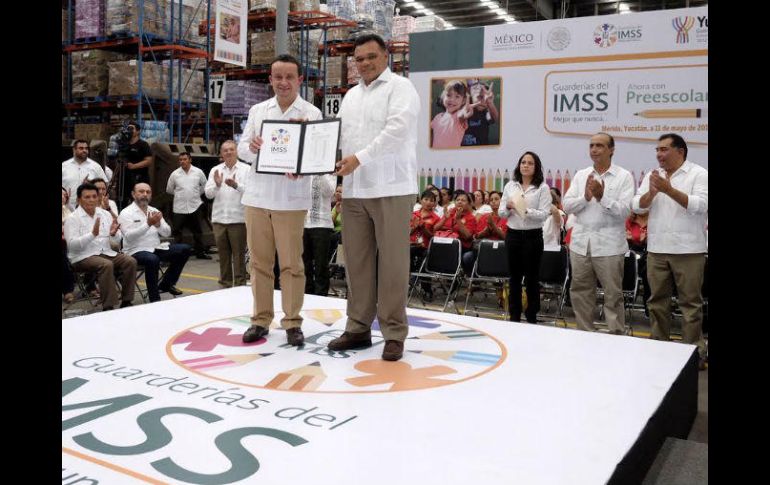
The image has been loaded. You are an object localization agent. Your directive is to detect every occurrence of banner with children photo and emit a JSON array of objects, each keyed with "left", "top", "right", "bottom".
[{"left": 429, "top": 77, "right": 502, "bottom": 149}]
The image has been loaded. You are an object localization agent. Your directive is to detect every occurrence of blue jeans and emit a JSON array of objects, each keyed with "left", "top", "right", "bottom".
[{"left": 132, "top": 244, "right": 191, "bottom": 302}]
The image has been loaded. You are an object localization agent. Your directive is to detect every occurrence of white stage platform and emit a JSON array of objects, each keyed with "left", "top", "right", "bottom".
[{"left": 62, "top": 287, "right": 698, "bottom": 485}]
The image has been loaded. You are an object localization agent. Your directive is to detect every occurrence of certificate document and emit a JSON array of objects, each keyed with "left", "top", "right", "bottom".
[{"left": 256, "top": 119, "right": 341, "bottom": 175}]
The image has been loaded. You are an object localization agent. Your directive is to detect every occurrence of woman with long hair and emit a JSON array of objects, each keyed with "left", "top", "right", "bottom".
[{"left": 499, "top": 151, "right": 552, "bottom": 323}]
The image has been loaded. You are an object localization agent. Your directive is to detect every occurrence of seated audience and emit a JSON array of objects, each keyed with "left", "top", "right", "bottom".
[{"left": 64, "top": 183, "right": 137, "bottom": 311}]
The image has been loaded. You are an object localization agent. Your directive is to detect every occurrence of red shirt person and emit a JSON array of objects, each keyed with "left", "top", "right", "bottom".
[
  {"left": 475, "top": 191, "right": 508, "bottom": 241},
  {"left": 410, "top": 191, "right": 442, "bottom": 249},
  {"left": 434, "top": 190, "right": 477, "bottom": 249}
]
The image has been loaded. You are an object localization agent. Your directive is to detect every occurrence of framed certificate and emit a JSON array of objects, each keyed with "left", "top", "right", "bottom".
[{"left": 255, "top": 119, "right": 341, "bottom": 175}]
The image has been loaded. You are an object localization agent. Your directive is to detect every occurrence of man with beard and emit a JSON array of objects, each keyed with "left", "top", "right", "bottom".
[{"left": 119, "top": 183, "right": 191, "bottom": 303}]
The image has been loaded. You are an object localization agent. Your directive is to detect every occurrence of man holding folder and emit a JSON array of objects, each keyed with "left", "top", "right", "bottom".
[{"left": 237, "top": 54, "right": 322, "bottom": 347}]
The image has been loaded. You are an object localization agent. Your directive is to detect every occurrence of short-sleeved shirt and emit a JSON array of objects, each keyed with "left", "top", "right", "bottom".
[
  {"left": 476, "top": 212, "right": 508, "bottom": 241},
  {"left": 410, "top": 209, "right": 441, "bottom": 248},
  {"left": 125, "top": 139, "right": 152, "bottom": 185},
  {"left": 439, "top": 210, "right": 477, "bottom": 249},
  {"left": 461, "top": 111, "right": 493, "bottom": 146}
]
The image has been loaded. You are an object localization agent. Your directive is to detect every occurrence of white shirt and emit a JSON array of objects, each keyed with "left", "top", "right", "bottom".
[
  {"left": 64, "top": 206, "right": 122, "bottom": 264},
  {"left": 118, "top": 202, "right": 172, "bottom": 256},
  {"left": 304, "top": 175, "right": 337, "bottom": 229},
  {"left": 338, "top": 68, "right": 420, "bottom": 199},
  {"left": 543, "top": 209, "right": 566, "bottom": 251},
  {"left": 166, "top": 165, "right": 207, "bottom": 214},
  {"left": 204, "top": 161, "right": 250, "bottom": 224},
  {"left": 105, "top": 166, "right": 113, "bottom": 183},
  {"left": 474, "top": 204, "right": 493, "bottom": 216},
  {"left": 563, "top": 163, "right": 635, "bottom": 257},
  {"left": 499, "top": 181, "right": 552, "bottom": 230},
  {"left": 413, "top": 203, "right": 444, "bottom": 217},
  {"left": 632, "top": 160, "right": 708, "bottom": 254},
  {"left": 237, "top": 96, "right": 322, "bottom": 211},
  {"left": 62, "top": 158, "right": 108, "bottom": 210}
]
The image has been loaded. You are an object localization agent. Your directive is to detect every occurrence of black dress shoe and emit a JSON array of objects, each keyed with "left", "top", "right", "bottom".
[
  {"left": 120, "top": 301, "right": 133, "bottom": 308},
  {"left": 160, "top": 286, "right": 183, "bottom": 296},
  {"left": 242, "top": 325, "right": 269, "bottom": 343},
  {"left": 286, "top": 327, "right": 305, "bottom": 346}
]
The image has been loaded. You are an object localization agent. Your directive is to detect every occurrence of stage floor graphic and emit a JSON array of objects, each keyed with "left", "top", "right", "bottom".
[{"left": 63, "top": 287, "right": 698, "bottom": 484}]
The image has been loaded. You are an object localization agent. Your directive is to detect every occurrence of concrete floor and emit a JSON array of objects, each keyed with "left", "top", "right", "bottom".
[{"left": 62, "top": 254, "right": 707, "bottom": 445}]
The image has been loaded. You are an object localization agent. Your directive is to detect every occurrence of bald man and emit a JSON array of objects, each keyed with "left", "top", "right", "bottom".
[{"left": 118, "top": 183, "right": 192, "bottom": 302}]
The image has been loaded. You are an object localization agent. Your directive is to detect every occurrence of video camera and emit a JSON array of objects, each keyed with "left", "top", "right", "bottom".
[{"left": 108, "top": 120, "right": 137, "bottom": 158}]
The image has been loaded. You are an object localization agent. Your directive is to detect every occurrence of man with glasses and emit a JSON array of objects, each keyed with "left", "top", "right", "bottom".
[{"left": 329, "top": 34, "right": 421, "bottom": 361}]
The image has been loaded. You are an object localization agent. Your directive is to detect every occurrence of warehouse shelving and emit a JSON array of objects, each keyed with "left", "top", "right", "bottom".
[{"left": 62, "top": 0, "right": 212, "bottom": 143}]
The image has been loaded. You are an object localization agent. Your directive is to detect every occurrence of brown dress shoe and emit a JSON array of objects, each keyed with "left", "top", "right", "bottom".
[
  {"left": 382, "top": 340, "right": 404, "bottom": 361},
  {"left": 327, "top": 330, "right": 372, "bottom": 351},
  {"left": 242, "top": 325, "right": 269, "bottom": 343},
  {"left": 286, "top": 327, "right": 305, "bottom": 346}
]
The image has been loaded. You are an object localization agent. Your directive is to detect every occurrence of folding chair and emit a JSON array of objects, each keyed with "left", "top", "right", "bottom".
[
  {"left": 135, "top": 261, "right": 171, "bottom": 303},
  {"left": 463, "top": 239, "right": 510, "bottom": 318},
  {"left": 538, "top": 245, "right": 570, "bottom": 324},
  {"left": 408, "top": 237, "right": 463, "bottom": 312},
  {"left": 328, "top": 244, "right": 347, "bottom": 298}
]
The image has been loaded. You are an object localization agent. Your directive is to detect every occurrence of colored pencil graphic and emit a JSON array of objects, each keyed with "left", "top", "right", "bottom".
[
  {"left": 503, "top": 169, "right": 510, "bottom": 186},
  {"left": 495, "top": 169, "right": 502, "bottom": 191},
  {"left": 463, "top": 168, "right": 470, "bottom": 191},
  {"left": 303, "top": 309, "right": 344, "bottom": 326},
  {"left": 182, "top": 353, "right": 272, "bottom": 370},
  {"left": 427, "top": 168, "right": 433, "bottom": 186},
  {"left": 471, "top": 168, "right": 478, "bottom": 192},
  {"left": 555, "top": 169, "right": 562, "bottom": 194},
  {"left": 265, "top": 361, "right": 327, "bottom": 391},
  {"left": 546, "top": 169, "right": 553, "bottom": 187},
  {"left": 487, "top": 172, "right": 495, "bottom": 191},
  {"left": 409, "top": 350, "right": 500, "bottom": 366},
  {"left": 634, "top": 108, "right": 706, "bottom": 119},
  {"left": 563, "top": 169, "right": 571, "bottom": 193},
  {"left": 410, "top": 329, "right": 485, "bottom": 340},
  {"left": 479, "top": 169, "right": 486, "bottom": 193},
  {"left": 449, "top": 168, "right": 456, "bottom": 190},
  {"left": 441, "top": 168, "right": 448, "bottom": 188},
  {"left": 419, "top": 168, "right": 426, "bottom": 192}
]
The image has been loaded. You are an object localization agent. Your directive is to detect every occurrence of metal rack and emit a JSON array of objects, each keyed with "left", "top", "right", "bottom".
[{"left": 62, "top": 0, "right": 211, "bottom": 143}]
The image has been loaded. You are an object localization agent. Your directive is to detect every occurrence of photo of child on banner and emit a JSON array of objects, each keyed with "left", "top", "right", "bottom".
[{"left": 429, "top": 77, "right": 501, "bottom": 149}]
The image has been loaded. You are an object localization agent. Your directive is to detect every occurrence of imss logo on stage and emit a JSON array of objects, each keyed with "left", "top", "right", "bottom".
[{"left": 167, "top": 310, "right": 507, "bottom": 393}]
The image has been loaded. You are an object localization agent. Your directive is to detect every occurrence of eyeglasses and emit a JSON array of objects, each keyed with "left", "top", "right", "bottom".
[{"left": 354, "top": 53, "right": 380, "bottom": 64}]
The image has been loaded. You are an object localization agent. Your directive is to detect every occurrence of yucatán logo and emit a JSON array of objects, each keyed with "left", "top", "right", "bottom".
[
  {"left": 673, "top": 16, "right": 695, "bottom": 43},
  {"left": 270, "top": 128, "right": 290, "bottom": 153}
]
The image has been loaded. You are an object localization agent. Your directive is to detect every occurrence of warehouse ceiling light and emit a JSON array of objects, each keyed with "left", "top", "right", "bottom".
[
  {"left": 493, "top": 8, "right": 506, "bottom": 15},
  {"left": 410, "top": 2, "right": 424, "bottom": 9},
  {"left": 619, "top": 3, "right": 632, "bottom": 13}
]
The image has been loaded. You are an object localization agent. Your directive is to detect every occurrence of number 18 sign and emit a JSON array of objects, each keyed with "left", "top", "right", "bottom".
[{"left": 324, "top": 93, "right": 341, "bottom": 118}]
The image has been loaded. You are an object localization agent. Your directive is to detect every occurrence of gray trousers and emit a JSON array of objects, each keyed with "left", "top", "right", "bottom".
[{"left": 342, "top": 195, "right": 414, "bottom": 342}]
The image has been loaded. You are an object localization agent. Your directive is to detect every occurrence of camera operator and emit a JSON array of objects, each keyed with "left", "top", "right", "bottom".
[{"left": 119, "top": 121, "right": 153, "bottom": 208}]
